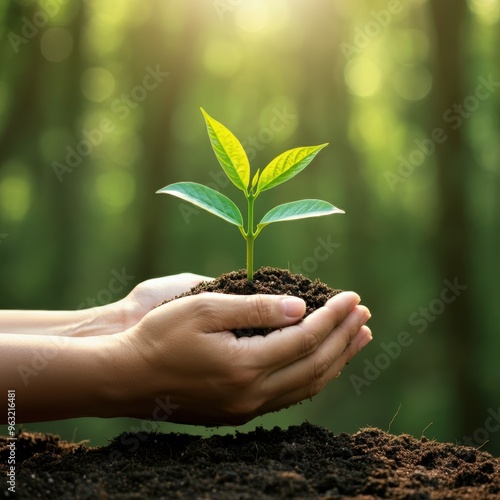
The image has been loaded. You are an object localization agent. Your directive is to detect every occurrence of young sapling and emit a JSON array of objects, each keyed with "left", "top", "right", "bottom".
[{"left": 157, "top": 108, "right": 344, "bottom": 280}]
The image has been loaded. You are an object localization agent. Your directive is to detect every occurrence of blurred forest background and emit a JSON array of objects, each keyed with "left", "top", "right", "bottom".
[{"left": 0, "top": 0, "right": 499, "bottom": 454}]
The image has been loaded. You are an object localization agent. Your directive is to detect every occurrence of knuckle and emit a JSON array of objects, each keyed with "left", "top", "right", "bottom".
[
  {"left": 246, "top": 295, "right": 273, "bottom": 327},
  {"left": 299, "top": 329, "right": 322, "bottom": 358},
  {"left": 221, "top": 351, "right": 260, "bottom": 389},
  {"left": 311, "top": 356, "right": 330, "bottom": 382},
  {"left": 188, "top": 294, "right": 218, "bottom": 319},
  {"left": 331, "top": 308, "right": 343, "bottom": 329},
  {"left": 226, "top": 367, "right": 256, "bottom": 390},
  {"left": 339, "top": 326, "right": 357, "bottom": 352}
]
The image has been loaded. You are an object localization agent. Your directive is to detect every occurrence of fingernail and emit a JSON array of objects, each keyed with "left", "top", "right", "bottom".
[
  {"left": 281, "top": 297, "right": 305, "bottom": 318},
  {"left": 358, "top": 333, "right": 372, "bottom": 351}
]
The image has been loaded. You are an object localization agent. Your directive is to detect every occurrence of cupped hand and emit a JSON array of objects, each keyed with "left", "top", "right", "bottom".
[
  {"left": 110, "top": 291, "right": 372, "bottom": 425},
  {"left": 104, "top": 273, "right": 212, "bottom": 333}
]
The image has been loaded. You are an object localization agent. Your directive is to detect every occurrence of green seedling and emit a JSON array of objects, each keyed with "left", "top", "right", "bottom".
[{"left": 157, "top": 108, "right": 344, "bottom": 280}]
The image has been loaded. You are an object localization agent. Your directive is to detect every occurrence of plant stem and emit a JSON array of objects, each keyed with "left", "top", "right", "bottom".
[{"left": 246, "top": 193, "right": 255, "bottom": 280}]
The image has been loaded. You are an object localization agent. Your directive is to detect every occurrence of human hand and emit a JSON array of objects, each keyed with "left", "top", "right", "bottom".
[
  {"left": 96, "top": 273, "right": 212, "bottom": 335},
  {"left": 108, "top": 291, "right": 371, "bottom": 425}
]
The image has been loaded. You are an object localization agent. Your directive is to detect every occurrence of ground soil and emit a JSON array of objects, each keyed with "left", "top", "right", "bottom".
[
  {"left": 3, "top": 268, "right": 498, "bottom": 498},
  {"left": 159, "top": 266, "right": 342, "bottom": 337},
  {"left": 1, "top": 423, "right": 498, "bottom": 499}
]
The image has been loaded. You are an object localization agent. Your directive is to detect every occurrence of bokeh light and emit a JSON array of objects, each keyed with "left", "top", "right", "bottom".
[
  {"left": 94, "top": 170, "right": 135, "bottom": 214},
  {"left": 393, "top": 64, "right": 433, "bottom": 101},
  {"left": 40, "top": 27, "right": 73, "bottom": 62},
  {"left": 81, "top": 67, "right": 116, "bottom": 103},
  {"left": 0, "top": 171, "right": 32, "bottom": 222},
  {"left": 345, "top": 58, "right": 382, "bottom": 97},
  {"left": 467, "top": 0, "right": 500, "bottom": 24}
]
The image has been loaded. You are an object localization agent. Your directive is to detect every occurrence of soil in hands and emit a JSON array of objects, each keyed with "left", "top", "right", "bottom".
[
  {"left": 159, "top": 266, "right": 342, "bottom": 337},
  {"left": 1, "top": 423, "right": 498, "bottom": 499}
]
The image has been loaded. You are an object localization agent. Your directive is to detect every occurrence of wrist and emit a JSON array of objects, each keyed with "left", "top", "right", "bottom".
[
  {"left": 96, "top": 328, "right": 152, "bottom": 419},
  {"left": 83, "top": 302, "right": 129, "bottom": 336},
  {"left": 89, "top": 333, "right": 131, "bottom": 418},
  {"left": 96, "top": 295, "right": 147, "bottom": 335}
]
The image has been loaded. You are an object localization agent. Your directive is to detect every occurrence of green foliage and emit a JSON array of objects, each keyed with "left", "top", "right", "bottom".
[
  {"left": 157, "top": 108, "right": 344, "bottom": 280},
  {"left": 158, "top": 182, "right": 243, "bottom": 227}
]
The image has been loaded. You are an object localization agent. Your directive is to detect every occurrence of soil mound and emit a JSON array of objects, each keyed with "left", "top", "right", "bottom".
[{"left": 1, "top": 423, "right": 498, "bottom": 499}]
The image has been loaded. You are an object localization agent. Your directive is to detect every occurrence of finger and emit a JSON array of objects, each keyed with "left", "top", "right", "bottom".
[
  {"left": 262, "top": 305, "right": 371, "bottom": 398},
  {"left": 178, "top": 293, "right": 307, "bottom": 332},
  {"left": 324, "top": 325, "right": 373, "bottom": 379},
  {"left": 259, "top": 325, "right": 372, "bottom": 414},
  {"left": 246, "top": 292, "right": 362, "bottom": 369},
  {"left": 163, "top": 273, "right": 214, "bottom": 298}
]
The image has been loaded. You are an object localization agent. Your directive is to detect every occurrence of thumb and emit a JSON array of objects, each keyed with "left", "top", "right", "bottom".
[{"left": 189, "top": 293, "right": 306, "bottom": 331}]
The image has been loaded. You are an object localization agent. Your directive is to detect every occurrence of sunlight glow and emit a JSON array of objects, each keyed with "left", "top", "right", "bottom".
[
  {"left": 467, "top": 0, "right": 500, "bottom": 25},
  {"left": 233, "top": 0, "right": 290, "bottom": 37},
  {"left": 235, "top": 1, "right": 270, "bottom": 33},
  {"left": 203, "top": 40, "right": 243, "bottom": 78},
  {"left": 345, "top": 59, "right": 382, "bottom": 98}
]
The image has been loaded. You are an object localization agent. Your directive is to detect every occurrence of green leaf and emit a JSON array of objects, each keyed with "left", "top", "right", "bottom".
[
  {"left": 257, "top": 144, "right": 328, "bottom": 193},
  {"left": 156, "top": 182, "right": 243, "bottom": 227},
  {"left": 200, "top": 108, "right": 250, "bottom": 192},
  {"left": 257, "top": 199, "right": 344, "bottom": 230},
  {"left": 251, "top": 168, "right": 260, "bottom": 190}
]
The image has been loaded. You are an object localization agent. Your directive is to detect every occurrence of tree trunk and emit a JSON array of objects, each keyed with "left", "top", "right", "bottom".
[
  {"left": 429, "top": 0, "right": 486, "bottom": 438},
  {"left": 132, "top": 1, "right": 204, "bottom": 283}
]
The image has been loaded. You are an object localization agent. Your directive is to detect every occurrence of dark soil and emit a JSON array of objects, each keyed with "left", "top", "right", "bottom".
[
  {"left": 4, "top": 268, "right": 497, "bottom": 498},
  {"left": 159, "top": 267, "right": 342, "bottom": 337},
  {"left": 1, "top": 422, "right": 499, "bottom": 499}
]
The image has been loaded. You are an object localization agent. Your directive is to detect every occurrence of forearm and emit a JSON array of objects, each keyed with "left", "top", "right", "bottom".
[
  {"left": 0, "top": 307, "right": 124, "bottom": 337},
  {"left": 0, "top": 333, "right": 121, "bottom": 423}
]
